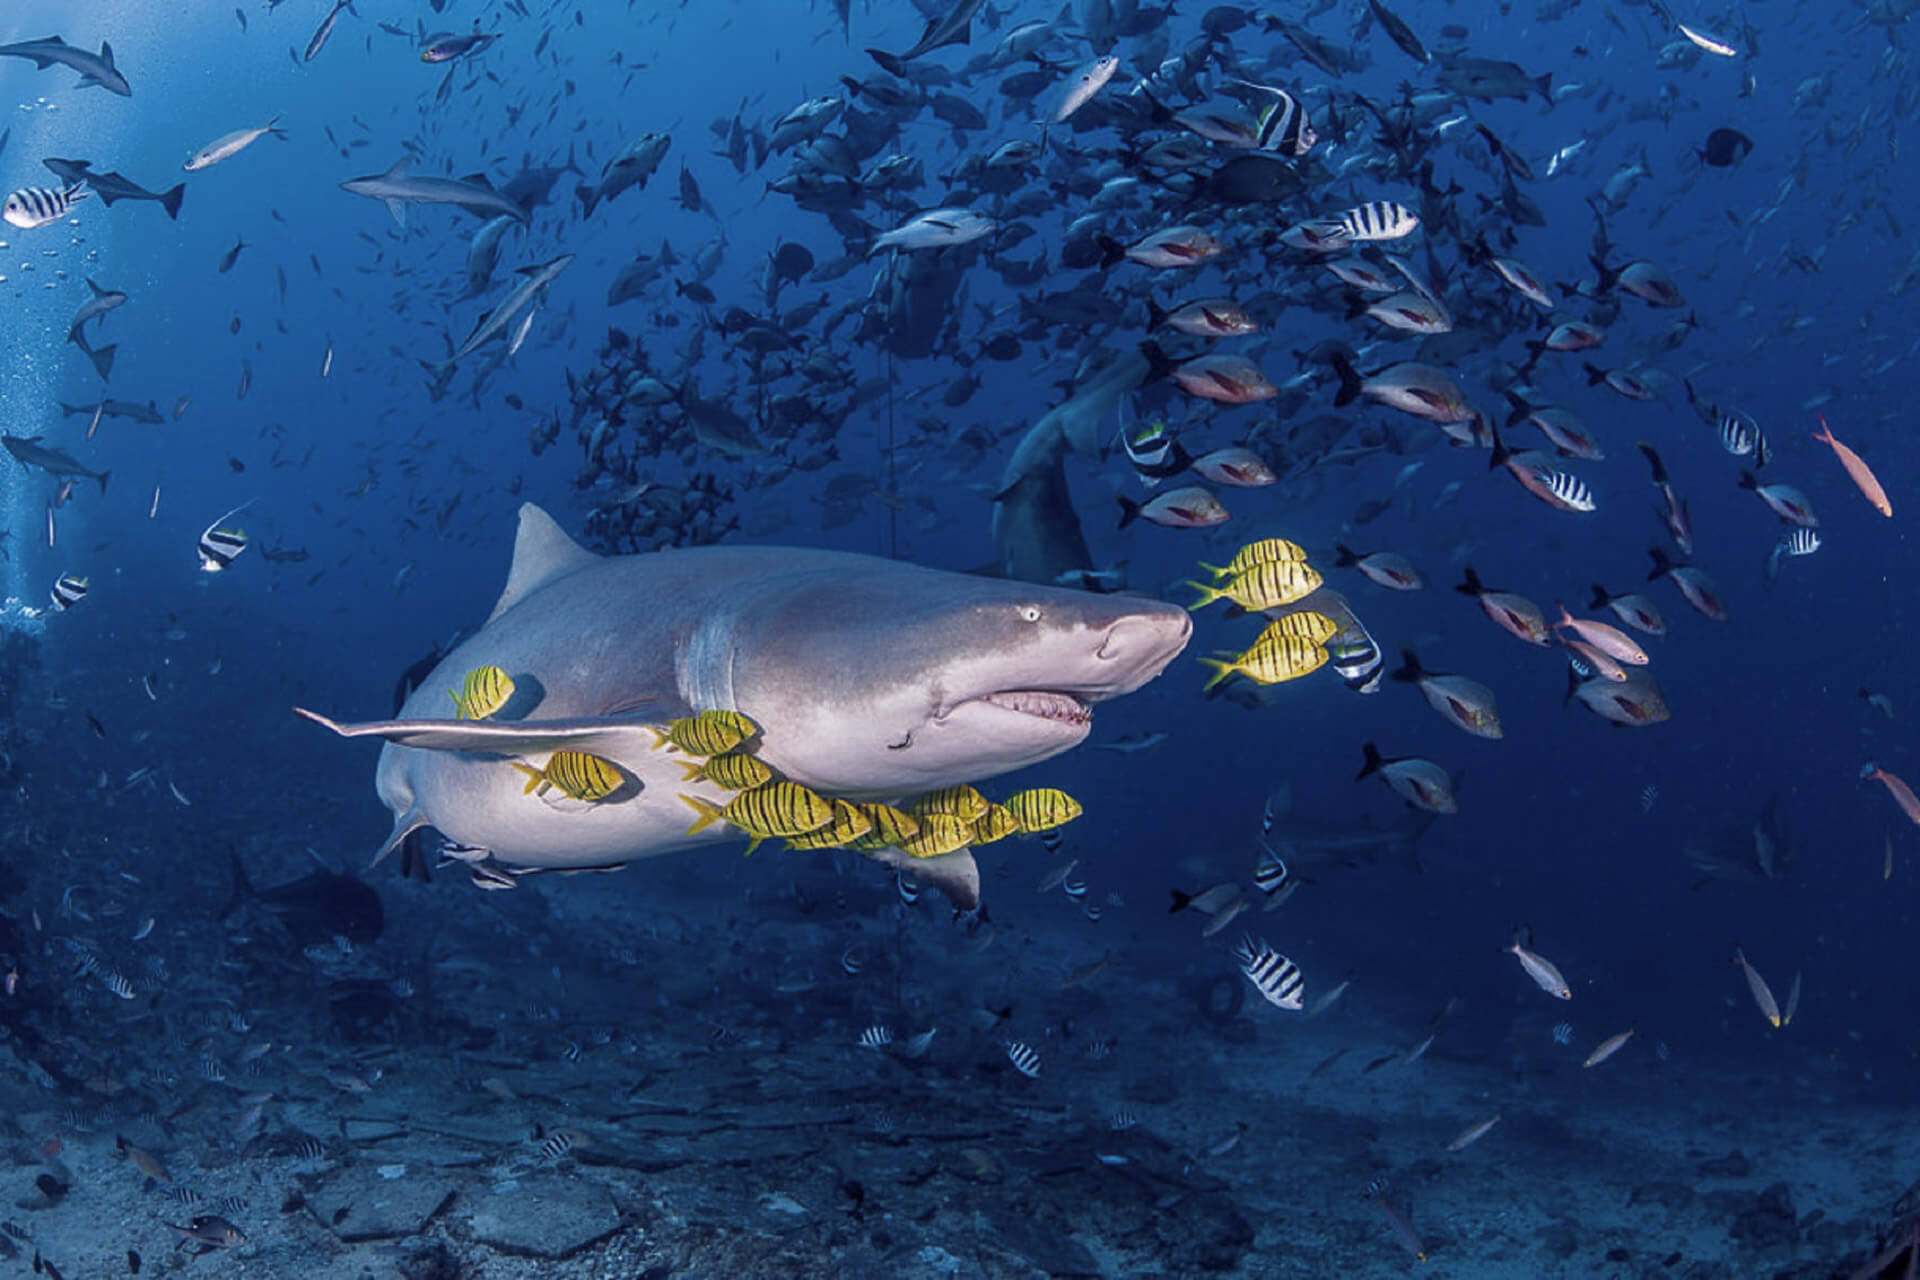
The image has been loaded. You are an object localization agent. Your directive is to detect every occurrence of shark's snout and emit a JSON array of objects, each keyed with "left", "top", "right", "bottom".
[{"left": 1091, "top": 607, "right": 1192, "bottom": 690}]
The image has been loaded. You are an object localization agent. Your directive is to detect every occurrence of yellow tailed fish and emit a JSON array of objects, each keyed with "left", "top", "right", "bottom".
[
  {"left": 970, "top": 803, "right": 1021, "bottom": 846},
  {"left": 1198, "top": 636, "right": 1328, "bottom": 690},
  {"left": 509, "top": 751, "right": 624, "bottom": 803},
  {"left": 1197, "top": 538, "right": 1307, "bottom": 581},
  {"left": 677, "top": 751, "right": 774, "bottom": 791},
  {"left": 1004, "top": 787, "right": 1083, "bottom": 833},
  {"left": 650, "top": 709, "right": 759, "bottom": 756},
  {"left": 845, "top": 803, "right": 921, "bottom": 852},
  {"left": 1256, "top": 610, "right": 1339, "bottom": 646},
  {"left": 1185, "top": 558, "right": 1322, "bottom": 611},
  {"left": 449, "top": 665, "right": 514, "bottom": 720},
  {"left": 898, "top": 812, "right": 974, "bottom": 859},
  {"left": 782, "top": 800, "right": 876, "bottom": 851},
  {"left": 908, "top": 783, "right": 991, "bottom": 823},
  {"left": 681, "top": 779, "right": 834, "bottom": 853}
]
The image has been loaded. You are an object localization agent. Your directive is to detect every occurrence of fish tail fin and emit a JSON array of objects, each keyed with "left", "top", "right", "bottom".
[
  {"left": 1636, "top": 441, "right": 1667, "bottom": 484},
  {"left": 96, "top": 469, "right": 111, "bottom": 495},
  {"left": 742, "top": 835, "right": 765, "bottom": 856},
  {"left": 677, "top": 760, "right": 706, "bottom": 782},
  {"left": 508, "top": 761, "right": 546, "bottom": 794},
  {"left": 647, "top": 725, "right": 673, "bottom": 750},
  {"left": 681, "top": 792, "right": 725, "bottom": 835},
  {"left": 1582, "top": 362, "right": 1607, "bottom": 386},
  {"left": 159, "top": 184, "right": 185, "bottom": 220},
  {"left": 1330, "top": 351, "right": 1363, "bottom": 406},
  {"left": 1736, "top": 468, "right": 1758, "bottom": 491},
  {"left": 1588, "top": 583, "right": 1612, "bottom": 610},
  {"left": 1136, "top": 339, "right": 1175, "bottom": 382},
  {"left": 1182, "top": 580, "right": 1223, "bottom": 611},
  {"left": 217, "top": 849, "right": 254, "bottom": 921},
  {"left": 1333, "top": 542, "right": 1359, "bottom": 567},
  {"left": 1168, "top": 889, "right": 1192, "bottom": 913},
  {"left": 1096, "top": 235, "right": 1126, "bottom": 269},
  {"left": 1195, "top": 560, "right": 1229, "bottom": 581},
  {"left": 1356, "top": 741, "right": 1384, "bottom": 780},
  {"left": 865, "top": 48, "right": 906, "bottom": 76},
  {"left": 1388, "top": 647, "right": 1424, "bottom": 684},
  {"left": 1115, "top": 494, "right": 1141, "bottom": 530},
  {"left": 1455, "top": 566, "right": 1482, "bottom": 596},
  {"left": 1811, "top": 416, "right": 1834, "bottom": 445},
  {"left": 1144, "top": 297, "right": 1169, "bottom": 330},
  {"left": 1196, "top": 656, "right": 1235, "bottom": 692},
  {"left": 1646, "top": 547, "right": 1673, "bottom": 581}
]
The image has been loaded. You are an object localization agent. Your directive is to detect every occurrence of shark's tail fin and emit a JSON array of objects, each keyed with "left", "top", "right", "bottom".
[{"left": 158, "top": 183, "right": 185, "bottom": 220}]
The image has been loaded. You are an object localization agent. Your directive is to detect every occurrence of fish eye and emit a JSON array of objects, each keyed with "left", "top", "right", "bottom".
[{"left": 1018, "top": 605, "right": 1042, "bottom": 623}]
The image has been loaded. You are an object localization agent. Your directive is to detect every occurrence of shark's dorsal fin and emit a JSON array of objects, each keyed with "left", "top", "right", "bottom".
[{"left": 488, "top": 503, "right": 598, "bottom": 622}]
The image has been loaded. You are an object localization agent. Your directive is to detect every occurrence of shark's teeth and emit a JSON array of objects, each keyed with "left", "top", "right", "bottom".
[{"left": 979, "top": 691, "right": 1090, "bottom": 725}]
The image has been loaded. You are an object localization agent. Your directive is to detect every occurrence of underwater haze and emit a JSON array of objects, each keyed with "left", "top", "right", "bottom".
[{"left": 0, "top": 0, "right": 1917, "bottom": 1275}]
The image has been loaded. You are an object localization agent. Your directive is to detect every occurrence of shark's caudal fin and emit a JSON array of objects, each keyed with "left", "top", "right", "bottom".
[{"left": 487, "top": 503, "right": 599, "bottom": 622}]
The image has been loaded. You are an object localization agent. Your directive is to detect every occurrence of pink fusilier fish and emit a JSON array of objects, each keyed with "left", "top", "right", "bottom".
[
  {"left": 1587, "top": 584, "right": 1666, "bottom": 636},
  {"left": 1561, "top": 636, "right": 1627, "bottom": 682},
  {"left": 1738, "top": 470, "right": 1819, "bottom": 527},
  {"left": 1455, "top": 567, "right": 1549, "bottom": 645},
  {"left": 1390, "top": 648, "right": 1502, "bottom": 739},
  {"left": 1647, "top": 548, "right": 1729, "bottom": 622},
  {"left": 1356, "top": 742, "right": 1458, "bottom": 814},
  {"left": 1334, "top": 544, "right": 1422, "bottom": 590},
  {"left": 1116, "top": 484, "right": 1229, "bottom": 530},
  {"left": 1332, "top": 353, "right": 1476, "bottom": 424},
  {"left": 1551, "top": 604, "right": 1648, "bottom": 665},
  {"left": 1141, "top": 343, "right": 1275, "bottom": 404}
]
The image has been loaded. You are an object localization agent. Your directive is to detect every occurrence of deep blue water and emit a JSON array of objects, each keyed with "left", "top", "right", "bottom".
[{"left": 2, "top": 0, "right": 1917, "bottom": 1272}]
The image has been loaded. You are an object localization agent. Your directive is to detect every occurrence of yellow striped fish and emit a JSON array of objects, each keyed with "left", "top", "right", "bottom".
[
  {"left": 510, "top": 751, "right": 624, "bottom": 802},
  {"left": 677, "top": 751, "right": 774, "bottom": 791},
  {"left": 682, "top": 780, "right": 834, "bottom": 853},
  {"left": 448, "top": 665, "right": 514, "bottom": 720},
  {"left": 1255, "top": 610, "right": 1339, "bottom": 645},
  {"left": 651, "top": 709, "right": 759, "bottom": 756},
  {"left": 782, "top": 800, "right": 876, "bottom": 851},
  {"left": 1197, "top": 538, "right": 1307, "bottom": 581},
  {"left": 971, "top": 803, "right": 1022, "bottom": 846},
  {"left": 1004, "top": 787, "right": 1083, "bottom": 832},
  {"left": 908, "top": 784, "right": 991, "bottom": 823},
  {"left": 1198, "top": 635, "right": 1328, "bottom": 690},
  {"left": 899, "top": 812, "right": 974, "bottom": 859},
  {"left": 845, "top": 803, "right": 921, "bottom": 852},
  {"left": 1186, "top": 558, "right": 1323, "bottom": 611}
]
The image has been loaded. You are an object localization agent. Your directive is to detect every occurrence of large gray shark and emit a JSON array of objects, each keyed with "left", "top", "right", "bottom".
[
  {"left": 298, "top": 504, "right": 1190, "bottom": 907},
  {"left": 0, "top": 36, "right": 131, "bottom": 96}
]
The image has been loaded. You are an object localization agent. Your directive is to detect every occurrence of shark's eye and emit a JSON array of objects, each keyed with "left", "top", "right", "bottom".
[{"left": 1018, "top": 605, "right": 1041, "bottom": 623}]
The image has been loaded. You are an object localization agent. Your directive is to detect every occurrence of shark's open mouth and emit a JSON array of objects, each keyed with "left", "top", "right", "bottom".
[{"left": 974, "top": 690, "right": 1091, "bottom": 726}]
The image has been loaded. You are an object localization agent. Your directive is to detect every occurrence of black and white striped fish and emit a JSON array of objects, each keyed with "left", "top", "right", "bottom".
[
  {"left": 1234, "top": 936, "right": 1306, "bottom": 1010},
  {"left": 197, "top": 522, "right": 249, "bottom": 572},
  {"left": 1329, "top": 617, "right": 1385, "bottom": 694},
  {"left": 101, "top": 971, "right": 136, "bottom": 999},
  {"left": 1766, "top": 527, "right": 1821, "bottom": 582},
  {"left": 538, "top": 1129, "right": 575, "bottom": 1160},
  {"left": 1119, "top": 419, "right": 1191, "bottom": 489},
  {"left": 858, "top": 1024, "right": 893, "bottom": 1050},
  {"left": 50, "top": 573, "right": 89, "bottom": 611},
  {"left": 3, "top": 182, "right": 89, "bottom": 230},
  {"left": 1005, "top": 1041, "right": 1041, "bottom": 1078},
  {"left": 1252, "top": 849, "right": 1290, "bottom": 896},
  {"left": 1331, "top": 200, "right": 1419, "bottom": 243},
  {"left": 1539, "top": 468, "right": 1596, "bottom": 512},
  {"left": 1231, "top": 79, "right": 1316, "bottom": 156},
  {"left": 1717, "top": 410, "right": 1769, "bottom": 465}
]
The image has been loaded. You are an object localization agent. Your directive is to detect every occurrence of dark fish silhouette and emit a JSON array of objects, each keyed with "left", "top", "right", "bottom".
[
  {"left": 219, "top": 852, "right": 385, "bottom": 948},
  {"left": 1700, "top": 127, "right": 1753, "bottom": 167}
]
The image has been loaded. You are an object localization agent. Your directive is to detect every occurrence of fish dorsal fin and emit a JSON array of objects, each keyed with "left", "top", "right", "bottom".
[
  {"left": 488, "top": 503, "right": 597, "bottom": 622},
  {"left": 99, "top": 41, "right": 114, "bottom": 67},
  {"left": 384, "top": 155, "right": 413, "bottom": 179}
]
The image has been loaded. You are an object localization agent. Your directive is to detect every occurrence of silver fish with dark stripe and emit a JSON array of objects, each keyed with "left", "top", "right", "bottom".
[{"left": 3, "top": 181, "right": 88, "bottom": 229}]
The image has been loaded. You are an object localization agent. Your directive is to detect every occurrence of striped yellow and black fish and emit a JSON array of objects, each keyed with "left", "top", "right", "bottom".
[
  {"left": 1197, "top": 538, "right": 1307, "bottom": 581},
  {"left": 448, "top": 665, "right": 514, "bottom": 720},
  {"left": 781, "top": 800, "right": 875, "bottom": 851},
  {"left": 970, "top": 803, "right": 1021, "bottom": 846},
  {"left": 3, "top": 182, "right": 89, "bottom": 230},
  {"left": 510, "top": 751, "right": 624, "bottom": 803},
  {"left": 49, "top": 573, "right": 89, "bottom": 611},
  {"left": 1004, "top": 787, "right": 1083, "bottom": 833},
  {"left": 677, "top": 750, "right": 773, "bottom": 791},
  {"left": 908, "top": 784, "right": 990, "bottom": 824},
  {"left": 1199, "top": 633, "right": 1328, "bottom": 691},
  {"left": 1186, "top": 558, "right": 1322, "bottom": 612},
  {"left": 682, "top": 779, "right": 834, "bottom": 852},
  {"left": 845, "top": 803, "right": 921, "bottom": 852},
  {"left": 651, "top": 709, "right": 758, "bottom": 756},
  {"left": 197, "top": 524, "right": 249, "bottom": 572},
  {"left": 898, "top": 812, "right": 974, "bottom": 859},
  {"left": 1255, "top": 611, "right": 1339, "bottom": 646}
]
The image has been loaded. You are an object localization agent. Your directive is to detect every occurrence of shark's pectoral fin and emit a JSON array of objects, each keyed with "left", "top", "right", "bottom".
[
  {"left": 372, "top": 805, "right": 431, "bottom": 868},
  {"left": 383, "top": 198, "right": 407, "bottom": 229},
  {"left": 294, "top": 707, "right": 658, "bottom": 761},
  {"left": 853, "top": 843, "right": 980, "bottom": 911}
]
